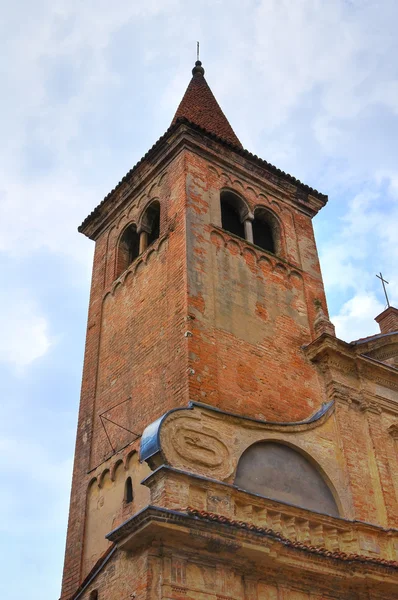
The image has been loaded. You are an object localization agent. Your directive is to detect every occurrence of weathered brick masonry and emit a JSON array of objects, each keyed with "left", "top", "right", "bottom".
[{"left": 60, "top": 61, "right": 398, "bottom": 600}]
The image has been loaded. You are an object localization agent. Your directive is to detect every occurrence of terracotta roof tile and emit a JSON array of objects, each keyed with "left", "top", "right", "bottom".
[
  {"left": 187, "top": 508, "right": 398, "bottom": 570},
  {"left": 79, "top": 119, "right": 327, "bottom": 236},
  {"left": 351, "top": 331, "right": 397, "bottom": 345},
  {"left": 69, "top": 544, "right": 116, "bottom": 600},
  {"left": 172, "top": 61, "right": 243, "bottom": 148}
]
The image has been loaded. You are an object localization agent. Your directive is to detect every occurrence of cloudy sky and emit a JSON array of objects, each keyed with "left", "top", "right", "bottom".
[{"left": 1, "top": 1, "right": 397, "bottom": 598}]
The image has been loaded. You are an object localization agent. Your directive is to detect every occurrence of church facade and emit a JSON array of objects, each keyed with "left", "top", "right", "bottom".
[{"left": 60, "top": 61, "right": 398, "bottom": 600}]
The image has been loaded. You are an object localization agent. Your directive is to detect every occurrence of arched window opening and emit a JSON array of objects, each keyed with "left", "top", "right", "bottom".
[
  {"left": 253, "top": 217, "right": 275, "bottom": 253},
  {"left": 141, "top": 201, "right": 160, "bottom": 251},
  {"left": 89, "top": 591, "right": 98, "bottom": 600},
  {"left": 234, "top": 442, "right": 339, "bottom": 517},
  {"left": 124, "top": 476, "right": 133, "bottom": 504},
  {"left": 220, "top": 191, "right": 246, "bottom": 240},
  {"left": 116, "top": 225, "right": 139, "bottom": 278}
]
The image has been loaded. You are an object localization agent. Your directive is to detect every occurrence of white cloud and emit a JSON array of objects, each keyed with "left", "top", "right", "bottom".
[
  {"left": 0, "top": 291, "right": 51, "bottom": 370},
  {"left": 1, "top": 3, "right": 398, "bottom": 599},
  {"left": 0, "top": 1, "right": 183, "bottom": 265},
  {"left": 331, "top": 292, "right": 385, "bottom": 342}
]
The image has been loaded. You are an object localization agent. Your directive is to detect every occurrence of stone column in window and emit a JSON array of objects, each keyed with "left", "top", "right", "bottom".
[
  {"left": 138, "top": 225, "right": 150, "bottom": 254},
  {"left": 243, "top": 212, "right": 254, "bottom": 244}
]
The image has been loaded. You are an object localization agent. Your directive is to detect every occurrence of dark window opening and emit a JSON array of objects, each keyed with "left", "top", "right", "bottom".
[
  {"left": 142, "top": 201, "right": 160, "bottom": 247},
  {"left": 253, "top": 217, "right": 275, "bottom": 253},
  {"left": 221, "top": 198, "right": 245, "bottom": 239},
  {"left": 89, "top": 591, "right": 98, "bottom": 600},
  {"left": 116, "top": 225, "right": 139, "bottom": 278},
  {"left": 125, "top": 477, "right": 133, "bottom": 504}
]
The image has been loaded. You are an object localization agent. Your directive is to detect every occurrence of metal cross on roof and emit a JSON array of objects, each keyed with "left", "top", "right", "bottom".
[
  {"left": 197, "top": 41, "right": 200, "bottom": 61},
  {"left": 376, "top": 272, "right": 390, "bottom": 308}
]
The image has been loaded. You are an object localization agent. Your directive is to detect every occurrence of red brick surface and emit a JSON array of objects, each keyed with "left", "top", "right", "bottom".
[
  {"left": 61, "top": 152, "right": 190, "bottom": 598},
  {"left": 172, "top": 69, "right": 243, "bottom": 148},
  {"left": 184, "top": 149, "right": 328, "bottom": 422},
  {"left": 375, "top": 306, "right": 398, "bottom": 334}
]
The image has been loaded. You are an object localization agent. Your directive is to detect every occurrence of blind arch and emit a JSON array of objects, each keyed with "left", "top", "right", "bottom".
[{"left": 235, "top": 441, "right": 339, "bottom": 517}]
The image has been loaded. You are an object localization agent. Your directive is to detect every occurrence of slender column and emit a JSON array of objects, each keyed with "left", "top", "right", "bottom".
[
  {"left": 139, "top": 230, "right": 149, "bottom": 254},
  {"left": 243, "top": 212, "right": 254, "bottom": 244}
]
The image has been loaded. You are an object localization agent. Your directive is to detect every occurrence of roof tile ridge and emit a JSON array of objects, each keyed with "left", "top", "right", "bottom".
[
  {"left": 186, "top": 507, "right": 398, "bottom": 569},
  {"left": 174, "top": 117, "right": 327, "bottom": 199},
  {"left": 79, "top": 119, "right": 327, "bottom": 235},
  {"left": 69, "top": 544, "right": 116, "bottom": 600}
]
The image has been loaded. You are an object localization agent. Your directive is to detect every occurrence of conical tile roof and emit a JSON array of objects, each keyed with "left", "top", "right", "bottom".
[{"left": 172, "top": 61, "right": 243, "bottom": 148}]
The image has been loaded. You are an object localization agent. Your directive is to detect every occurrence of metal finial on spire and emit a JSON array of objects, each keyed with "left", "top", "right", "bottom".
[
  {"left": 192, "top": 41, "right": 204, "bottom": 76},
  {"left": 376, "top": 272, "right": 390, "bottom": 308}
]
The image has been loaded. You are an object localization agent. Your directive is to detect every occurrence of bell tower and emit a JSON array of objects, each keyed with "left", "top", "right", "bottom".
[{"left": 60, "top": 62, "right": 398, "bottom": 600}]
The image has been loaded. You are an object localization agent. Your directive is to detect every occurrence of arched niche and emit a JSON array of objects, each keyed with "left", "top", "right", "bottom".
[
  {"left": 234, "top": 441, "right": 339, "bottom": 517},
  {"left": 124, "top": 476, "right": 133, "bottom": 504}
]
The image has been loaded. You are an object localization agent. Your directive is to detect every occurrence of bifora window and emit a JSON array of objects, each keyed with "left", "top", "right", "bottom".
[
  {"left": 114, "top": 201, "right": 161, "bottom": 280},
  {"left": 219, "top": 191, "right": 280, "bottom": 255}
]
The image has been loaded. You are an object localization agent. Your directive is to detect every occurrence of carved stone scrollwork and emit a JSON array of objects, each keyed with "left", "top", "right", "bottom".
[
  {"left": 359, "top": 400, "right": 382, "bottom": 415},
  {"left": 327, "top": 382, "right": 357, "bottom": 407},
  {"left": 388, "top": 423, "right": 398, "bottom": 439}
]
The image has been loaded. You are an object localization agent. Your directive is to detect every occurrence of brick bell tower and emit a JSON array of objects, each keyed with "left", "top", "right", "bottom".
[{"left": 61, "top": 61, "right": 398, "bottom": 600}]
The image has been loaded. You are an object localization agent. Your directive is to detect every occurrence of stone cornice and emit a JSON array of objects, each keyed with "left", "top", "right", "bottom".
[
  {"left": 185, "top": 129, "right": 325, "bottom": 218},
  {"left": 79, "top": 121, "right": 327, "bottom": 239},
  {"left": 79, "top": 132, "right": 187, "bottom": 240},
  {"left": 105, "top": 503, "right": 398, "bottom": 580},
  {"left": 305, "top": 335, "right": 398, "bottom": 380},
  {"left": 303, "top": 333, "right": 353, "bottom": 363}
]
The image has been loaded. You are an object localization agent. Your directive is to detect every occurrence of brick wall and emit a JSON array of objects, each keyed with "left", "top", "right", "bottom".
[
  {"left": 375, "top": 306, "right": 398, "bottom": 334},
  {"left": 61, "top": 150, "right": 190, "bottom": 598},
  {"left": 184, "top": 148, "right": 328, "bottom": 422}
]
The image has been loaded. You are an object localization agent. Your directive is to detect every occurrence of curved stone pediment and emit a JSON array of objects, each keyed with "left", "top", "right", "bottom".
[
  {"left": 140, "top": 400, "right": 334, "bottom": 469},
  {"left": 139, "top": 400, "right": 351, "bottom": 517}
]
